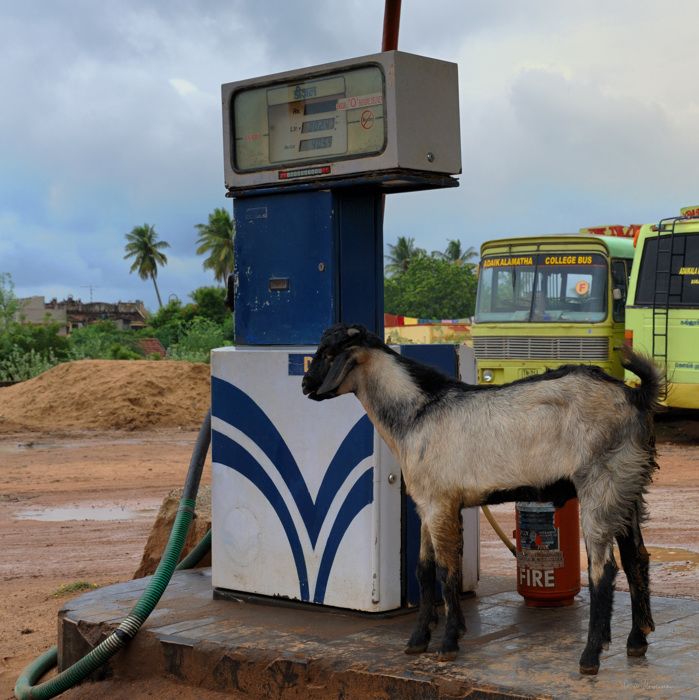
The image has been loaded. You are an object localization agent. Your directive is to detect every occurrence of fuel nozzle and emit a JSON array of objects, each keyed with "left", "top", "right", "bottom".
[{"left": 224, "top": 273, "right": 235, "bottom": 314}]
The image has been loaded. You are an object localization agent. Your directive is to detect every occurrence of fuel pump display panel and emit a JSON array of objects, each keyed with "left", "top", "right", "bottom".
[
  {"left": 222, "top": 51, "right": 461, "bottom": 192},
  {"left": 232, "top": 66, "right": 385, "bottom": 172}
]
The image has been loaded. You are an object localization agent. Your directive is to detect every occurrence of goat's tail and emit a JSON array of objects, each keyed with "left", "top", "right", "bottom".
[{"left": 621, "top": 347, "right": 665, "bottom": 413}]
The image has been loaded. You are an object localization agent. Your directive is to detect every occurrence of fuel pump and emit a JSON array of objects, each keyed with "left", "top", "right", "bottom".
[{"left": 210, "top": 51, "right": 479, "bottom": 612}]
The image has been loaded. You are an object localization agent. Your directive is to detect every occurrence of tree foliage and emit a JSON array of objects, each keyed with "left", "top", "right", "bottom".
[
  {"left": 140, "top": 286, "right": 233, "bottom": 360},
  {"left": 384, "top": 236, "right": 426, "bottom": 277},
  {"left": 431, "top": 239, "right": 477, "bottom": 268},
  {"left": 68, "top": 320, "right": 141, "bottom": 360},
  {"left": 124, "top": 223, "right": 170, "bottom": 308},
  {"left": 0, "top": 275, "right": 70, "bottom": 365},
  {"left": 0, "top": 272, "right": 21, "bottom": 331},
  {"left": 384, "top": 256, "right": 477, "bottom": 319},
  {"left": 189, "top": 286, "right": 229, "bottom": 325},
  {"left": 165, "top": 318, "right": 228, "bottom": 363},
  {"left": 1, "top": 321, "right": 69, "bottom": 359},
  {"left": 195, "top": 208, "right": 235, "bottom": 283}
]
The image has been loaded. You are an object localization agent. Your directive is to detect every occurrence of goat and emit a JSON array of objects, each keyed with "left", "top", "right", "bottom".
[{"left": 302, "top": 322, "right": 662, "bottom": 675}]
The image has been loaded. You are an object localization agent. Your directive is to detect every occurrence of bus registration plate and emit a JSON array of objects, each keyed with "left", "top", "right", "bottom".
[{"left": 520, "top": 368, "right": 540, "bottom": 378}]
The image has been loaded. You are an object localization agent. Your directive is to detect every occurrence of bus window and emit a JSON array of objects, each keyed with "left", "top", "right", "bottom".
[
  {"left": 635, "top": 233, "right": 699, "bottom": 306},
  {"left": 611, "top": 260, "right": 628, "bottom": 322},
  {"left": 475, "top": 253, "right": 608, "bottom": 323},
  {"left": 475, "top": 263, "right": 536, "bottom": 321}
]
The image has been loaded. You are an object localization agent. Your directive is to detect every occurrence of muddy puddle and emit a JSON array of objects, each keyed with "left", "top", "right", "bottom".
[
  {"left": 646, "top": 545, "right": 699, "bottom": 564},
  {"left": 15, "top": 505, "right": 158, "bottom": 521},
  {"left": 578, "top": 544, "right": 699, "bottom": 568},
  {"left": 0, "top": 433, "right": 193, "bottom": 454}
]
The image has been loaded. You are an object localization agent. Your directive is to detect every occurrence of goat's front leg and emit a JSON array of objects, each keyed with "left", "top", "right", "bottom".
[{"left": 405, "top": 522, "right": 438, "bottom": 654}]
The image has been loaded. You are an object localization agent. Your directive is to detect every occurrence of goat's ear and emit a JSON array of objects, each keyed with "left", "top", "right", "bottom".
[{"left": 317, "top": 350, "right": 357, "bottom": 396}]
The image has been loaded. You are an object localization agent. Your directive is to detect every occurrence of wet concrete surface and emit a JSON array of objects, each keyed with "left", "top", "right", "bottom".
[{"left": 59, "top": 569, "right": 699, "bottom": 699}]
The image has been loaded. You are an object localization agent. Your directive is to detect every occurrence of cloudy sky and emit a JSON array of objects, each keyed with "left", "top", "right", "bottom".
[{"left": 2, "top": 1, "right": 698, "bottom": 312}]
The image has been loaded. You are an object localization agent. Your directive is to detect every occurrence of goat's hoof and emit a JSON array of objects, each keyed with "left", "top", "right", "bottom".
[
  {"left": 404, "top": 644, "right": 428, "bottom": 655},
  {"left": 627, "top": 644, "right": 648, "bottom": 658},
  {"left": 579, "top": 648, "right": 600, "bottom": 675},
  {"left": 436, "top": 640, "right": 459, "bottom": 662},
  {"left": 627, "top": 628, "right": 649, "bottom": 656}
]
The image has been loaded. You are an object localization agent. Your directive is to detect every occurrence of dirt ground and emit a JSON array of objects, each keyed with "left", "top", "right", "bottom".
[{"left": 0, "top": 361, "right": 697, "bottom": 699}]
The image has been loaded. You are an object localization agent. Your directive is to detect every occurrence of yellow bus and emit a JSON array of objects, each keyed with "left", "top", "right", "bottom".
[
  {"left": 472, "top": 230, "right": 637, "bottom": 384},
  {"left": 625, "top": 207, "right": 699, "bottom": 409}
]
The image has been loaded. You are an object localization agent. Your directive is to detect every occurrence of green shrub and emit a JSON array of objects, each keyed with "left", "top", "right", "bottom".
[
  {"left": 0, "top": 346, "right": 61, "bottom": 381},
  {"left": 68, "top": 321, "right": 140, "bottom": 360},
  {"left": 165, "top": 318, "right": 229, "bottom": 364}
]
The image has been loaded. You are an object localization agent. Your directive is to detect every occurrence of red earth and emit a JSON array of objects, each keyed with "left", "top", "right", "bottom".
[{"left": 1, "top": 361, "right": 697, "bottom": 699}]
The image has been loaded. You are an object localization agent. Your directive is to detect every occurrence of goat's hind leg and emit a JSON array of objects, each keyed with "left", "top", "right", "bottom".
[
  {"left": 432, "top": 506, "right": 466, "bottom": 661},
  {"left": 617, "top": 509, "right": 654, "bottom": 657},
  {"left": 579, "top": 539, "right": 618, "bottom": 675},
  {"left": 405, "top": 522, "right": 439, "bottom": 655},
  {"left": 435, "top": 558, "right": 466, "bottom": 661}
]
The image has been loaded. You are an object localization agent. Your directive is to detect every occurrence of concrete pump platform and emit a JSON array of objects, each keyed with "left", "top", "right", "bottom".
[{"left": 58, "top": 569, "right": 699, "bottom": 699}]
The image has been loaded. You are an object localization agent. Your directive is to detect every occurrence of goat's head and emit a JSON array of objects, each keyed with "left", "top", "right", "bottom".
[{"left": 302, "top": 323, "right": 377, "bottom": 401}]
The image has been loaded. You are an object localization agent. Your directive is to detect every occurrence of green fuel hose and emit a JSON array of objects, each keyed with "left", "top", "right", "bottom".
[
  {"left": 14, "top": 409, "right": 212, "bottom": 700},
  {"left": 176, "top": 528, "right": 212, "bottom": 571}
]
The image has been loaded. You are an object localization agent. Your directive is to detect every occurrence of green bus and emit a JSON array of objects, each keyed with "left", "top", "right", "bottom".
[
  {"left": 625, "top": 207, "right": 699, "bottom": 409},
  {"left": 472, "top": 231, "right": 637, "bottom": 384}
]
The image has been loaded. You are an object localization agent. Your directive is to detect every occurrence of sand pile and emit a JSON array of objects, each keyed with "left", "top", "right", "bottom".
[{"left": 0, "top": 360, "right": 210, "bottom": 433}]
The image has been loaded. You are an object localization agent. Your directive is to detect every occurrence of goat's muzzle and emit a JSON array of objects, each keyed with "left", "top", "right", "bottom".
[
  {"left": 301, "top": 375, "right": 316, "bottom": 398},
  {"left": 303, "top": 347, "right": 358, "bottom": 401},
  {"left": 301, "top": 373, "right": 329, "bottom": 401}
]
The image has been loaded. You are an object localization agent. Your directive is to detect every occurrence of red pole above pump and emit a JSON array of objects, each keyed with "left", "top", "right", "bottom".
[
  {"left": 382, "top": 0, "right": 402, "bottom": 51},
  {"left": 381, "top": 0, "right": 401, "bottom": 222}
]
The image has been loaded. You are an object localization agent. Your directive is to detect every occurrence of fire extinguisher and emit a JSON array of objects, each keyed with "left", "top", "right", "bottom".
[{"left": 514, "top": 499, "right": 581, "bottom": 607}]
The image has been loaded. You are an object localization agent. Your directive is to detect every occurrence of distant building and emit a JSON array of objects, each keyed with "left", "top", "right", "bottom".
[{"left": 16, "top": 296, "right": 148, "bottom": 335}]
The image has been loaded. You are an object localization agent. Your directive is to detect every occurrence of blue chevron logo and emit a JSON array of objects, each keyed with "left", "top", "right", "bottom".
[{"left": 211, "top": 376, "right": 374, "bottom": 604}]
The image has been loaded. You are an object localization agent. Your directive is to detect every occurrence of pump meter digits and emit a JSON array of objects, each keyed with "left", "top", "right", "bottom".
[{"left": 234, "top": 66, "right": 385, "bottom": 175}]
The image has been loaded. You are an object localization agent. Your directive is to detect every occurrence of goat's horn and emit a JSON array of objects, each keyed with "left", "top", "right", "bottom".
[{"left": 347, "top": 328, "right": 360, "bottom": 337}]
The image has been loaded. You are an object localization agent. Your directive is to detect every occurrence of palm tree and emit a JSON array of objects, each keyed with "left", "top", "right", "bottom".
[
  {"left": 384, "top": 236, "right": 425, "bottom": 277},
  {"left": 432, "top": 239, "right": 478, "bottom": 268},
  {"left": 195, "top": 208, "right": 235, "bottom": 283},
  {"left": 124, "top": 224, "right": 170, "bottom": 308}
]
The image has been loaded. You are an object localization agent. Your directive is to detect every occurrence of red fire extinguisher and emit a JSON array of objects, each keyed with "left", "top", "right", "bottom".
[{"left": 515, "top": 499, "right": 581, "bottom": 607}]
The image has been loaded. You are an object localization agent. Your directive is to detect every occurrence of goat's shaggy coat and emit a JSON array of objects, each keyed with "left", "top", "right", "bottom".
[{"left": 302, "top": 323, "right": 663, "bottom": 675}]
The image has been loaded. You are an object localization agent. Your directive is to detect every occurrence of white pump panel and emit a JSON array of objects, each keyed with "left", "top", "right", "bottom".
[{"left": 211, "top": 346, "right": 478, "bottom": 612}]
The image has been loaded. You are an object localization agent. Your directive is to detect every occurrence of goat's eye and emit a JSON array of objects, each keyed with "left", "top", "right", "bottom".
[{"left": 326, "top": 353, "right": 334, "bottom": 361}]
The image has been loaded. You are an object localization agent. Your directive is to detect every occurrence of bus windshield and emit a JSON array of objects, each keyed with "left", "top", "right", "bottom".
[{"left": 475, "top": 253, "right": 608, "bottom": 323}]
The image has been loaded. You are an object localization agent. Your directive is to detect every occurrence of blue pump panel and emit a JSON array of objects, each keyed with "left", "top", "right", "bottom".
[
  {"left": 233, "top": 189, "right": 383, "bottom": 345},
  {"left": 234, "top": 191, "right": 335, "bottom": 345}
]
